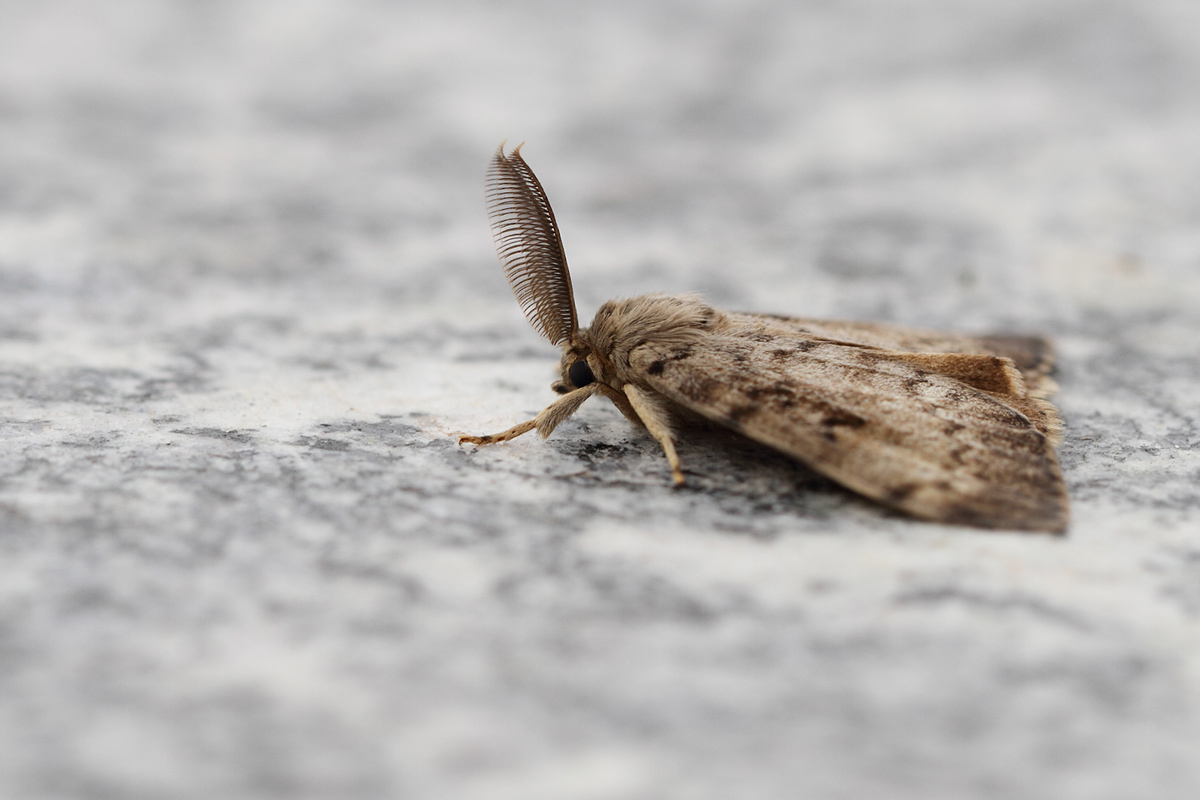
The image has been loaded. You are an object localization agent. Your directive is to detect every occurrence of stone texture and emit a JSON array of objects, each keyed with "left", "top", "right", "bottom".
[{"left": 1, "top": 1, "right": 1199, "bottom": 798}]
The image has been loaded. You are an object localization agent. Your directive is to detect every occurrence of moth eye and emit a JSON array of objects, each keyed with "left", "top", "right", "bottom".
[{"left": 568, "top": 359, "right": 595, "bottom": 388}]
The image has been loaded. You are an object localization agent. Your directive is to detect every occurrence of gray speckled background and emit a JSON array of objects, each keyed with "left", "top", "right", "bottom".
[{"left": 2, "top": 2, "right": 1200, "bottom": 798}]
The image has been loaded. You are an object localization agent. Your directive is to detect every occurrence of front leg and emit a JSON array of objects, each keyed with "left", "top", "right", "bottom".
[
  {"left": 459, "top": 418, "right": 536, "bottom": 445},
  {"left": 624, "top": 384, "right": 685, "bottom": 487},
  {"left": 460, "top": 384, "right": 597, "bottom": 445}
]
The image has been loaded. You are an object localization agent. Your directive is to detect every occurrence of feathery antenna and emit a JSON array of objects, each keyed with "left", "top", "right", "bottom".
[{"left": 485, "top": 144, "right": 578, "bottom": 345}]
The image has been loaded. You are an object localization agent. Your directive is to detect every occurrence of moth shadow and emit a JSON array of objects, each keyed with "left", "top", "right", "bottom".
[
  {"left": 556, "top": 419, "right": 867, "bottom": 520},
  {"left": 679, "top": 428, "right": 898, "bottom": 525},
  {"left": 676, "top": 425, "right": 842, "bottom": 499}
]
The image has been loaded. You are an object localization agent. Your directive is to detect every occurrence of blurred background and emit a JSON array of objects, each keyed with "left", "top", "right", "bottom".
[
  {"left": 5, "top": 0, "right": 1199, "bottom": 327},
  {"left": 2, "top": 2, "right": 1199, "bottom": 798}
]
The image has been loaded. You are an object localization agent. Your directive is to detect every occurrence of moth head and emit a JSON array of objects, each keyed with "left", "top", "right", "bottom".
[
  {"left": 485, "top": 143, "right": 580, "bottom": 349},
  {"left": 552, "top": 344, "right": 597, "bottom": 395}
]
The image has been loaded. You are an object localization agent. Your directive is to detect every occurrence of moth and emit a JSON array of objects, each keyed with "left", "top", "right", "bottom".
[{"left": 461, "top": 145, "right": 1069, "bottom": 533}]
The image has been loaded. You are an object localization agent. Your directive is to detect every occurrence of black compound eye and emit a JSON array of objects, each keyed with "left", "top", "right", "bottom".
[{"left": 568, "top": 359, "right": 595, "bottom": 388}]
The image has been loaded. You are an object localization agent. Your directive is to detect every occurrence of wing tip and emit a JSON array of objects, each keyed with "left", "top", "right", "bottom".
[
  {"left": 977, "top": 334, "right": 1057, "bottom": 384},
  {"left": 931, "top": 476, "right": 1071, "bottom": 534}
]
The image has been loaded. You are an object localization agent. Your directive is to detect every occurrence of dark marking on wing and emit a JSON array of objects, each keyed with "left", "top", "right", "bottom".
[
  {"left": 854, "top": 350, "right": 887, "bottom": 365},
  {"left": 822, "top": 409, "right": 867, "bottom": 429},
  {"left": 728, "top": 404, "right": 756, "bottom": 423},
  {"left": 743, "top": 383, "right": 800, "bottom": 408},
  {"left": 678, "top": 375, "right": 722, "bottom": 402}
]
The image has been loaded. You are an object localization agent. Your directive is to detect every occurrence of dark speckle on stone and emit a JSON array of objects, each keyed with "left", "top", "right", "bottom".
[
  {"left": 174, "top": 427, "right": 254, "bottom": 444},
  {"left": 310, "top": 437, "right": 350, "bottom": 451}
]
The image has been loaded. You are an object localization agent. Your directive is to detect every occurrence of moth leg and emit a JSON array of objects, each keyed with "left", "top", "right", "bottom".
[
  {"left": 459, "top": 419, "right": 536, "bottom": 445},
  {"left": 596, "top": 383, "right": 642, "bottom": 426},
  {"left": 533, "top": 384, "right": 596, "bottom": 438},
  {"left": 624, "top": 384, "right": 685, "bottom": 487},
  {"left": 459, "top": 384, "right": 596, "bottom": 445}
]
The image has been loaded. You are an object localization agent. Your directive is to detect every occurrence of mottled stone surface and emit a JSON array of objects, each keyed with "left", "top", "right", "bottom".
[{"left": 2, "top": 2, "right": 1200, "bottom": 798}]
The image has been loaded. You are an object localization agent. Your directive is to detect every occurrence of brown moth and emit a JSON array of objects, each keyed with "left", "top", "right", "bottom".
[{"left": 461, "top": 144, "right": 1069, "bottom": 533}]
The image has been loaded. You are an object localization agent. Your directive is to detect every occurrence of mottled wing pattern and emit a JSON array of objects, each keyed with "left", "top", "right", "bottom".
[
  {"left": 732, "top": 313, "right": 1057, "bottom": 393},
  {"left": 629, "top": 330, "right": 1069, "bottom": 532}
]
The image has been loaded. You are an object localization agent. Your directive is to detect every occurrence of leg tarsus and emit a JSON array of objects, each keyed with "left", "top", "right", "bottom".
[{"left": 459, "top": 419, "right": 536, "bottom": 445}]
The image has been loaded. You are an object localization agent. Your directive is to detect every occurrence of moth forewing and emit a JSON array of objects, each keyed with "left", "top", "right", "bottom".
[
  {"left": 739, "top": 314, "right": 1060, "bottom": 399},
  {"left": 461, "top": 145, "right": 1070, "bottom": 533},
  {"left": 621, "top": 317, "right": 1068, "bottom": 533}
]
